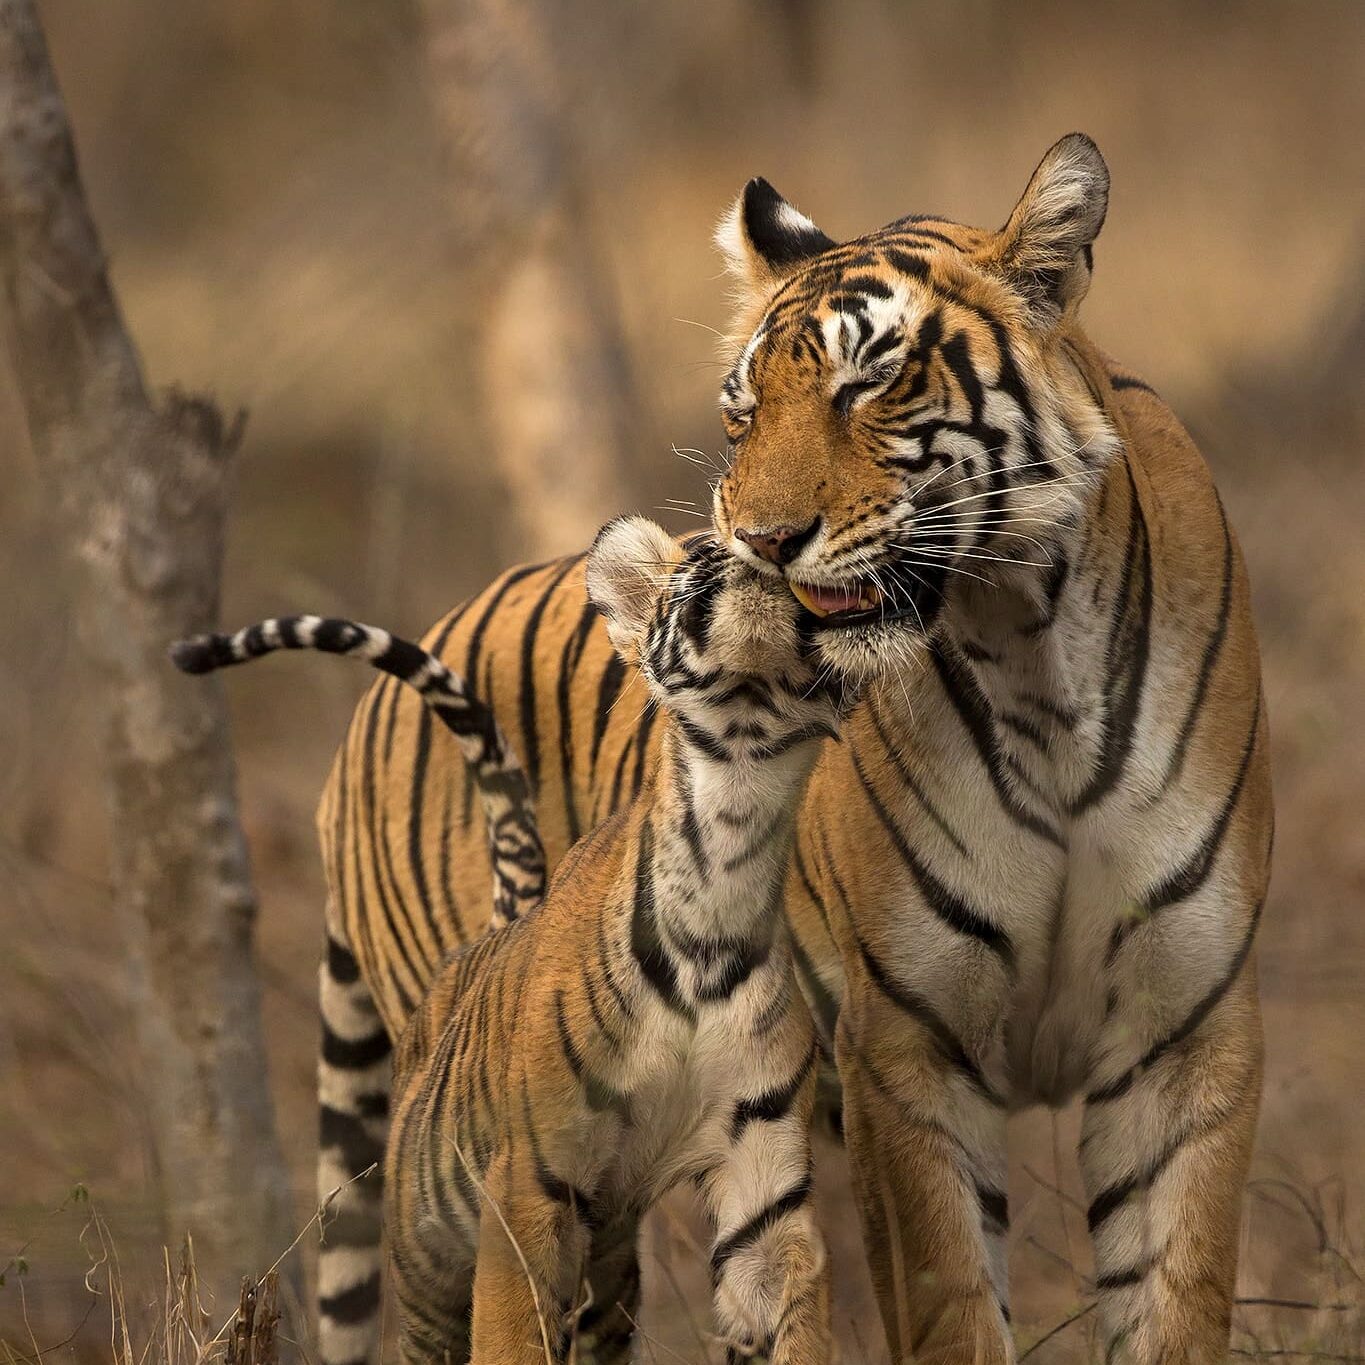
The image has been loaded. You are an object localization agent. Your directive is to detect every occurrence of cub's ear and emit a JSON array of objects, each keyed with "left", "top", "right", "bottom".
[
  {"left": 715, "top": 178, "right": 835, "bottom": 326},
  {"left": 586, "top": 516, "right": 684, "bottom": 661},
  {"left": 986, "top": 133, "right": 1109, "bottom": 322}
]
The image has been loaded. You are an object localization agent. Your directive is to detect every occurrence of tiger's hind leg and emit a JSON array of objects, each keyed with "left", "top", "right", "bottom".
[{"left": 317, "top": 930, "right": 390, "bottom": 1365}]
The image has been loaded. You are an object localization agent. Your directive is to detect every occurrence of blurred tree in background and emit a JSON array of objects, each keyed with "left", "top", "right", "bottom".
[
  {"left": 0, "top": 0, "right": 294, "bottom": 1309},
  {"left": 421, "top": 0, "right": 637, "bottom": 558}
]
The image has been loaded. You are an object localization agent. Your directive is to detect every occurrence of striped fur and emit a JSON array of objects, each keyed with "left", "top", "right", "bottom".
[
  {"left": 318, "top": 136, "right": 1272, "bottom": 1365},
  {"left": 385, "top": 519, "right": 838, "bottom": 1363},
  {"left": 173, "top": 614, "right": 545, "bottom": 928},
  {"left": 172, "top": 613, "right": 545, "bottom": 1365}
]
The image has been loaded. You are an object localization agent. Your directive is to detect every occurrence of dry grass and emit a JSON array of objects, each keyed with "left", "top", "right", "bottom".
[
  {"left": 3, "top": 1169, "right": 1363, "bottom": 1363},
  {"left": 0, "top": 1192, "right": 231, "bottom": 1365},
  {"left": 0, "top": 1165, "right": 391, "bottom": 1365}
]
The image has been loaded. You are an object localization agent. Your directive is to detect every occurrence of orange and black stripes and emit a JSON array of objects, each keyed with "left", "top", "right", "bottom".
[{"left": 313, "top": 138, "right": 1271, "bottom": 1365}]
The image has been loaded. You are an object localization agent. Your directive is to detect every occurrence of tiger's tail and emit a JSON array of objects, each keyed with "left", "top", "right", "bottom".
[
  {"left": 176, "top": 614, "right": 544, "bottom": 1365},
  {"left": 314, "top": 922, "right": 388, "bottom": 1365},
  {"left": 172, "top": 614, "right": 546, "bottom": 927}
]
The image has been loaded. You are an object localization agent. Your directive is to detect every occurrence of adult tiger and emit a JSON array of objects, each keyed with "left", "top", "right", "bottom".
[{"left": 315, "top": 134, "right": 1271, "bottom": 1365}]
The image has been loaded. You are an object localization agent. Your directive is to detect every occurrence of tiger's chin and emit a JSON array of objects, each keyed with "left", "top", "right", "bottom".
[{"left": 811, "top": 615, "right": 934, "bottom": 688}]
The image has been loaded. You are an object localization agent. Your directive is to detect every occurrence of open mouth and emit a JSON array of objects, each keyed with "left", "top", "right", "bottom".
[
  {"left": 789, "top": 580, "right": 880, "bottom": 620},
  {"left": 788, "top": 579, "right": 896, "bottom": 629},
  {"left": 788, "top": 563, "right": 946, "bottom": 633}
]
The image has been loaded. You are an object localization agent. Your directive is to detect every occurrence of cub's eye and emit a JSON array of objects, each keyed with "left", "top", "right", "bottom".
[{"left": 722, "top": 407, "right": 754, "bottom": 439}]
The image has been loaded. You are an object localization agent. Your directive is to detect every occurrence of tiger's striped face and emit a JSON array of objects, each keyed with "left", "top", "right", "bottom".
[
  {"left": 586, "top": 517, "right": 851, "bottom": 747},
  {"left": 712, "top": 136, "right": 1122, "bottom": 681}
]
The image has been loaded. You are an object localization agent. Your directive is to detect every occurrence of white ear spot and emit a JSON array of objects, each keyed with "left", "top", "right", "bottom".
[
  {"left": 775, "top": 199, "right": 823, "bottom": 239},
  {"left": 715, "top": 193, "right": 750, "bottom": 280},
  {"left": 585, "top": 517, "right": 683, "bottom": 659}
]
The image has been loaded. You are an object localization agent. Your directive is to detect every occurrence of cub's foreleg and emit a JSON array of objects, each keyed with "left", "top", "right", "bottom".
[
  {"left": 702, "top": 1030, "right": 830, "bottom": 1364},
  {"left": 468, "top": 1140, "right": 593, "bottom": 1365}
]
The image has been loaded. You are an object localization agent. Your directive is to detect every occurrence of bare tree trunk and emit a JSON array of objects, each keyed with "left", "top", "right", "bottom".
[
  {"left": 0, "top": 0, "right": 294, "bottom": 1307},
  {"left": 421, "top": 0, "right": 636, "bottom": 558}
]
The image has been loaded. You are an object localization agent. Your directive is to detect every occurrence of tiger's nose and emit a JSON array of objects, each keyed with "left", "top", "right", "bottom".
[{"left": 734, "top": 518, "right": 820, "bottom": 567}]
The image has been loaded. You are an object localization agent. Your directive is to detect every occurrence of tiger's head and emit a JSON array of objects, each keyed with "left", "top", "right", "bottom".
[{"left": 711, "top": 133, "right": 1122, "bottom": 680}]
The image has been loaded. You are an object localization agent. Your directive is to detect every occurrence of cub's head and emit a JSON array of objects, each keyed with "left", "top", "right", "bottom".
[
  {"left": 711, "top": 134, "right": 1122, "bottom": 681},
  {"left": 586, "top": 515, "right": 859, "bottom": 749}
]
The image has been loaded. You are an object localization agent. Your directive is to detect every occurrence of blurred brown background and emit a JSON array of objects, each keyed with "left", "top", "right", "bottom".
[{"left": 2, "top": 1, "right": 1363, "bottom": 1360}]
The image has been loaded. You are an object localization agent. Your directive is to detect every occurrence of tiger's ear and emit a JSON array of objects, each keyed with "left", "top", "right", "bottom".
[
  {"left": 987, "top": 133, "right": 1109, "bottom": 322},
  {"left": 716, "top": 178, "right": 835, "bottom": 317},
  {"left": 586, "top": 516, "right": 684, "bottom": 661}
]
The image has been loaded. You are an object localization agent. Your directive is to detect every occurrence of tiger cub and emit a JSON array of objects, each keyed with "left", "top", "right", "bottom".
[{"left": 384, "top": 517, "right": 853, "bottom": 1365}]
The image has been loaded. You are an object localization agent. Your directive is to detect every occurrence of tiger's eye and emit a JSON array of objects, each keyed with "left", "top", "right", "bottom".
[{"left": 834, "top": 379, "right": 880, "bottom": 417}]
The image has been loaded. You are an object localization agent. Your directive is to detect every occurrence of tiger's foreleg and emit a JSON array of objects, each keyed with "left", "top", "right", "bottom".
[
  {"left": 702, "top": 1047, "right": 831, "bottom": 1364},
  {"left": 836, "top": 987, "right": 1012, "bottom": 1365},
  {"left": 317, "top": 929, "right": 390, "bottom": 1365},
  {"left": 1081, "top": 955, "right": 1263, "bottom": 1365}
]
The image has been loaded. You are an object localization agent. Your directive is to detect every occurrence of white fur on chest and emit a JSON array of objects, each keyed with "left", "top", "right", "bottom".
[
  {"left": 859, "top": 579, "right": 1238, "bottom": 1108},
  {"left": 589, "top": 979, "right": 796, "bottom": 1206}
]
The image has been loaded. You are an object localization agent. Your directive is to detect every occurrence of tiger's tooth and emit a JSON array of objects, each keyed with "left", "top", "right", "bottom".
[{"left": 789, "top": 581, "right": 830, "bottom": 617}]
